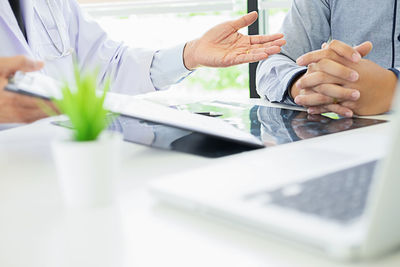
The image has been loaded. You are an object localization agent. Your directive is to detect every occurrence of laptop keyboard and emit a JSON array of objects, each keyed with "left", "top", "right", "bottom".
[{"left": 245, "top": 161, "right": 378, "bottom": 224}]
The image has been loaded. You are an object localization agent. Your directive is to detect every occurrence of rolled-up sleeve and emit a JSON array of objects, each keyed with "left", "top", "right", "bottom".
[{"left": 256, "top": 0, "right": 331, "bottom": 105}]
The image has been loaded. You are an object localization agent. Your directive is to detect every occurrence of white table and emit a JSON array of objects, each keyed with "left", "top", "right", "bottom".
[{"left": 0, "top": 97, "right": 398, "bottom": 267}]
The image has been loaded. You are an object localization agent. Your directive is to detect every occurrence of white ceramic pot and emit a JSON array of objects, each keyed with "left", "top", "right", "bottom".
[{"left": 52, "top": 132, "right": 122, "bottom": 209}]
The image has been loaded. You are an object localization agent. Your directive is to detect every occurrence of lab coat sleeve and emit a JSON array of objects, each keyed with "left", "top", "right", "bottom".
[
  {"left": 256, "top": 0, "right": 331, "bottom": 104},
  {"left": 150, "top": 43, "right": 193, "bottom": 91},
  {"left": 65, "top": 0, "right": 190, "bottom": 95}
]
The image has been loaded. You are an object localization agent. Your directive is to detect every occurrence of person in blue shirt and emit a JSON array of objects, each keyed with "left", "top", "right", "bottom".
[{"left": 256, "top": 0, "right": 399, "bottom": 117}]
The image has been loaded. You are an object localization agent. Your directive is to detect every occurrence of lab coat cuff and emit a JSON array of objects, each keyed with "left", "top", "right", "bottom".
[{"left": 150, "top": 43, "right": 193, "bottom": 91}]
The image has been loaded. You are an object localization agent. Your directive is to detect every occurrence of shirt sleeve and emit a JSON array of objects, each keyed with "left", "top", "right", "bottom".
[
  {"left": 256, "top": 0, "right": 331, "bottom": 105},
  {"left": 150, "top": 43, "right": 193, "bottom": 91}
]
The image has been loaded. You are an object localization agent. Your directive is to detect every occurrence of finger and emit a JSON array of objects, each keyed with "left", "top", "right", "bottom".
[
  {"left": 249, "top": 47, "right": 274, "bottom": 55},
  {"left": 296, "top": 49, "right": 340, "bottom": 66},
  {"left": 264, "top": 46, "right": 281, "bottom": 55},
  {"left": 250, "top": 39, "right": 286, "bottom": 50},
  {"left": 321, "top": 42, "right": 328, "bottom": 49},
  {"left": 296, "top": 88, "right": 315, "bottom": 95},
  {"left": 325, "top": 40, "right": 361, "bottom": 63},
  {"left": 234, "top": 53, "right": 269, "bottom": 65},
  {"left": 340, "top": 101, "right": 358, "bottom": 110},
  {"left": 250, "top": 33, "right": 284, "bottom": 45},
  {"left": 295, "top": 92, "right": 333, "bottom": 106},
  {"left": 297, "top": 71, "right": 346, "bottom": 89},
  {"left": 311, "top": 84, "right": 360, "bottom": 101},
  {"left": 309, "top": 59, "right": 359, "bottom": 82},
  {"left": 262, "top": 38, "right": 286, "bottom": 47},
  {"left": 307, "top": 106, "right": 330, "bottom": 114},
  {"left": 231, "top": 11, "right": 258, "bottom": 31},
  {"left": 297, "top": 41, "right": 359, "bottom": 66},
  {"left": 321, "top": 104, "right": 354, "bottom": 118},
  {"left": 354, "top": 41, "right": 373, "bottom": 57},
  {"left": 0, "top": 56, "right": 44, "bottom": 77},
  {"left": 249, "top": 38, "right": 286, "bottom": 50},
  {"left": 249, "top": 45, "right": 282, "bottom": 54}
]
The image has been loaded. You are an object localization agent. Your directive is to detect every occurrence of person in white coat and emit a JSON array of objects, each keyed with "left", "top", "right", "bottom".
[{"left": 0, "top": 0, "right": 286, "bottom": 123}]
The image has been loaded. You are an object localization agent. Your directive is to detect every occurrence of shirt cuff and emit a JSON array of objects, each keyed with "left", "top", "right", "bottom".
[
  {"left": 150, "top": 43, "right": 193, "bottom": 91},
  {"left": 389, "top": 68, "right": 400, "bottom": 79}
]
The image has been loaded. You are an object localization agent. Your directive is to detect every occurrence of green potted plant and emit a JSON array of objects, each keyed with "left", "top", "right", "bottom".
[{"left": 51, "top": 68, "right": 121, "bottom": 209}]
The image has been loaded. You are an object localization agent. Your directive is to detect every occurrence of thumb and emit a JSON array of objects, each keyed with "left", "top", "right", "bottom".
[
  {"left": 231, "top": 11, "right": 258, "bottom": 31},
  {"left": 354, "top": 41, "right": 373, "bottom": 57},
  {"left": 0, "top": 56, "right": 44, "bottom": 77}
]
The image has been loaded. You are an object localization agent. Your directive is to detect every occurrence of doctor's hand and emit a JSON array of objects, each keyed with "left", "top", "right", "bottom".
[
  {"left": 0, "top": 56, "right": 55, "bottom": 123},
  {"left": 183, "top": 11, "right": 286, "bottom": 70},
  {"left": 292, "top": 41, "right": 397, "bottom": 116}
]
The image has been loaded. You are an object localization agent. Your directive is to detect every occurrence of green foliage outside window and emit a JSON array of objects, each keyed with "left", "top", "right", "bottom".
[{"left": 186, "top": 64, "right": 249, "bottom": 91}]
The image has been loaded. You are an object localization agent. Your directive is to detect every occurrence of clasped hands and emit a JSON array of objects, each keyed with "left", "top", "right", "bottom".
[{"left": 291, "top": 40, "right": 398, "bottom": 117}]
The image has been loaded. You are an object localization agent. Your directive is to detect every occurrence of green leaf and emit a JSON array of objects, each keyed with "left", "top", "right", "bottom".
[{"left": 52, "top": 64, "right": 112, "bottom": 142}]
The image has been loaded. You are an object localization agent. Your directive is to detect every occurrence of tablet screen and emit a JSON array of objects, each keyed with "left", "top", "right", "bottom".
[
  {"left": 174, "top": 101, "right": 387, "bottom": 147},
  {"left": 53, "top": 102, "right": 387, "bottom": 158}
]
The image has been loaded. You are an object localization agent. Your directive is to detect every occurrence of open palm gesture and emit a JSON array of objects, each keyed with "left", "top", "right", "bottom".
[{"left": 183, "top": 12, "right": 286, "bottom": 70}]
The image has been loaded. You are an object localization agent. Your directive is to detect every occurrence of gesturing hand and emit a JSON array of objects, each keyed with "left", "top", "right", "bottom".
[
  {"left": 291, "top": 40, "right": 397, "bottom": 117},
  {"left": 183, "top": 11, "right": 286, "bottom": 70}
]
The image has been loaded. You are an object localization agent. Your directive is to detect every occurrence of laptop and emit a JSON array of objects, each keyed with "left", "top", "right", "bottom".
[{"left": 149, "top": 87, "right": 400, "bottom": 261}]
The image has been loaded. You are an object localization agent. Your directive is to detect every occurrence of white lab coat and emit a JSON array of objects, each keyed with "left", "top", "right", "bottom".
[{"left": 0, "top": 0, "right": 158, "bottom": 95}]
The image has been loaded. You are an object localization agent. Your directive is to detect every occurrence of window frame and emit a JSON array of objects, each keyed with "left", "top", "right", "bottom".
[
  {"left": 247, "top": 0, "right": 259, "bottom": 98},
  {"left": 248, "top": 0, "right": 292, "bottom": 98},
  {"left": 80, "top": 0, "right": 234, "bottom": 17}
]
